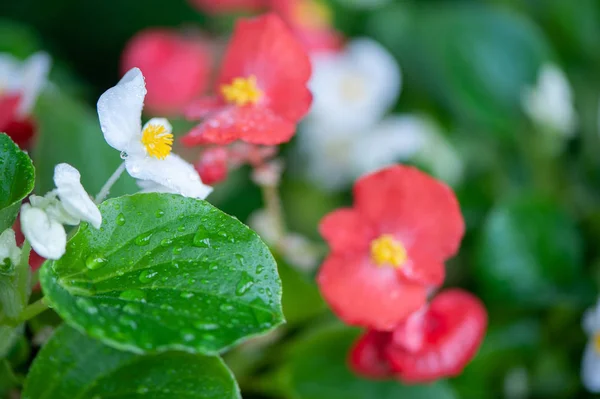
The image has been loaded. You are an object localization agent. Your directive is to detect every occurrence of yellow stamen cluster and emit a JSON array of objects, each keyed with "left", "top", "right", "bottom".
[
  {"left": 221, "top": 75, "right": 263, "bottom": 106},
  {"left": 141, "top": 124, "right": 173, "bottom": 160},
  {"left": 370, "top": 234, "right": 407, "bottom": 268},
  {"left": 295, "top": 0, "right": 332, "bottom": 30}
]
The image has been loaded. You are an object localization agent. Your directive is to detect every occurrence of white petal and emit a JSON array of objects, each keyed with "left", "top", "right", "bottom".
[
  {"left": 125, "top": 153, "right": 213, "bottom": 199},
  {"left": 29, "top": 194, "right": 79, "bottom": 226},
  {"left": 97, "top": 67, "right": 146, "bottom": 152},
  {"left": 20, "top": 204, "right": 67, "bottom": 260},
  {"left": 308, "top": 38, "right": 401, "bottom": 130},
  {"left": 0, "top": 228, "right": 21, "bottom": 267},
  {"left": 142, "top": 117, "right": 172, "bottom": 134},
  {"left": 17, "top": 52, "right": 51, "bottom": 116},
  {"left": 351, "top": 116, "right": 426, "bottom": 177},
  {"left": 53, "top": 163, "right": 102, "bottom": 229},
  {"left": 0, "top": 54, "right": 23, "bottom": 93},
  {"left": 582, "top": 342, "right": 600, "bottom": 392}
]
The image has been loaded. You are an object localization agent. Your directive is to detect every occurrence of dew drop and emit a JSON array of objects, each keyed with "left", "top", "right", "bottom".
[
  {"left": 182, "top": 329, "right": 195, "bottom": 342},
  {"left": 192, "top": 226, "right": 211, "bottom": 248},
  {"left": 255, "top": 265, "right": 264, "bottom": 275},
  {"left": 177, "top": 225, "right": 186, "bottom": 232},
  {"left": 75, "top": 297, "right": 98, "bottom": 314},
  {"left": 116, "top": 213, "right": 126, "bottom": 226},
  {"left": 139, "top": 269, "right": 158, "bottom": 283},
  {"left": 155, "top": 209, "right": 165, "bottom": 218},
  {"left": 160, "top": 238, "right": 173, "bottom": 247},
  {"left": 85, "top": 255, "right": 108, "bottom": 270},
  {"left": 173, "top": 246, "right": 183, "bottom": 255},
  {"left": 180, "top": 292, "right": 194, "bottom": 299},
  {"left": 194, "top": 322, "right": 219, "bottom": 330},
  {"left": 220, "top": 303, "right": 234, "bottom": 312},
  {"left": 134, "top": 231, "right": 153, "bottom": 246},
  {"left": 119, "top": 289, "right": 147, "bottom": 302},
  {"left": 123, "top": 302, "right": 141, "bottom": 314},
  {"left": 235, "top": 272, "right": 254, "bottom": 296}
]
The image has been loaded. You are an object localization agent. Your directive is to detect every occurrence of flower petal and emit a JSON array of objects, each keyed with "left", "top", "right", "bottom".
[
  {"left": 20, "top": 204, "right": 67, "bottom": 260},
  {"left": 182, "top": 105, "right": 296, "bottom": 146},
  {"left": 17, "top": 52, "right": 51, "bottom": 117},
  {"left": 0, "top": 94, "right": 20, "bottom": 132},
  {"left": 317, "top": 254, "right": 427, "bottom": 330},
  {"left": 126, "top": 153, "right": 213, "bottom": 199},
  {"left": 582, "top": 342, "right": 600, "bottom": 393},
  {"left": 97, "top": 67, "right": 146, "bottom": 152},
  {"left": 53, "top": 163, "right": 102, "bottom": 229},
  {"left": 349, "top": 330, "right": 394, "bottom": 380},
  {"left": 0, "top": 228, "right": 21, "bottom": 267},
  {"left": 353, "top": 165, "right": 465, "bottom": 261},
  {"left": 400, "top": 248, "right": 445, "bottom": 287},
  {"left": 319, "top": 208, "right": 373, "bottom": 254}
]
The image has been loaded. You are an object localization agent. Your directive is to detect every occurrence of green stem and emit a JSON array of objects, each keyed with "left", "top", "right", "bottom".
[
  {"left": 16, "top": 297, "right": 49, "bottom": 324},
  {"left": 15, "top": 240, "right": 31, "bottom": 307}
]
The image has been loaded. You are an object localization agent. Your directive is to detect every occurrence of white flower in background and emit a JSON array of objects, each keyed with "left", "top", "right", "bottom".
[
  {"left": 0, "top": 229, "right": 21, "bottom": 268},
  {"left": 0, "top": 52, "right": 51, "bottom": 117},
  {"left": 296, "top": 115, "right": 463, "bottom": 191},
  {"left": 248, "top": 210, "right": 320, "bottom": 272},
  {"left": 97, "top": 68, "right": 212, "bottom": 199},
  {"left": 582, "top": 300, "right": 600, "bottom": 392},
  {"left": 20, "top": 163, "right": 101, "bottom": 260},
  {"left": 522, "top": 63, "right": 577, "bottom": 137},
  {"left": 308, "top": 38, "right": 401, "bottom": 130}
]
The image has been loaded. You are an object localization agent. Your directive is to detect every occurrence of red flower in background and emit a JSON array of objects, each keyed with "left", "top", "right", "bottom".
[
  {"left": 13, "top": 219, "right": 45, "bottom": 273},
  {"left": 182, "top": 13, "right": 312, "bottom": 146},
  {"left": 121, "top": 29, "right": 213, "bottom": 116},
  {"left": 350, "top": 289, "right": 487, "bottom": 384},
  {"left": 188, "top": 0, "right": 267, "bottom": 14},
  {"left": 317, "top": 165, "right": 464, "bottom": 330},
  {"left": 269, "top": 0, "right": 343, "bottom": 54},
  {"left": 0, "top": 52, "right": 50, "bottom": 149}
]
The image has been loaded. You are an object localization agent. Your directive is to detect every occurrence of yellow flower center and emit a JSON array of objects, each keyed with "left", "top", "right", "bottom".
[
  {"left": 295, "top": 0, "right": 332, "bottom": 30},
  {"left": 141, "top": 123, "right": 173, "bottom": 160},
  {"left": 221, "top": 75, "right": 263, "bottom": 106},
  {"left": 370, "top": 234, "right": 407, "bottom": 268},
  {"left": 594, "top": 333, "right": 600, "bottom": 354}
]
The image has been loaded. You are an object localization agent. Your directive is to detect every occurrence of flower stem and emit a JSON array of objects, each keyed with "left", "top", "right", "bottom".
[
  {"left": 15, "top": 240, "right": 31, "bottom": 309},
  {"left": 260, "top": 183, "right": 286, "bottom": 247},
  {"left": 16, "top": 298, "right": 49, "bottom": 324},
  {"left": 95, "top": 162, "right": 126, "bottom": 204}
]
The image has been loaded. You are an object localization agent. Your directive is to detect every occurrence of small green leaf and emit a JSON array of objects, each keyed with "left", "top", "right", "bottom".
[
  {"left": 0, "top": 133, "right": 35, "bottom": 232},
  {"left": 281, "top": 325, "right": 457, "bottom": 399},
  {"left": 23, "top": 325, "right": 240, "bottom": 399},
  {"left": 32, "top": 88, "right": 137, "bottom": 198},
  {"left": 40, "top": 193, "right": 283, "bottom": 354},
  {"left": 475, "top": 195, "right": 584, "bottom": 307}
]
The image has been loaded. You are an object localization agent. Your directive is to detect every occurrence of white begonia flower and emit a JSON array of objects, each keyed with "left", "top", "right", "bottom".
[
  {"left": 0, "top": 229, "right": 21, "bottom": 268},
  {"left": 582, "top": 299, "right": 600, "bottom": 392},
  {"left": 97, "top": 68, "right": 212, "bottom": 199},
  {"left": 522, "top": 63, "right": 577, "bottom": 137},
  {"left": 20, "top": 163, "right": 101, "bottom": 260},
  {"left": 0, "top": 52, "right": 51, "bottom": 117},
  {"left": 308, "top": 38, "right": 401, "bottom": 131}
]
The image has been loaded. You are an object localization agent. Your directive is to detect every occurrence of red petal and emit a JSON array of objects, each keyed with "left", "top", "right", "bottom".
[
  {"left": 319, "top": 208, "right": 373, "bottom": 254},
  {"left": 181, "top": 105, "right": 296, "bottom": 146},
  {"left": 0, "top": 95, "right": 21, "bottom": 132},
  {"left": 188, "top": 0, "right": 267, "bottom": 14},
  {"left": 218, "top": 13, "right": 312, "bottom": 122},
  {"left": 386, "top": 289, "right": 487, "bottom": 383},
  {"left": 4, "top": 118, "right": 36, "bottom": 149},
  {"left": 349, "top": 330, "right": 394, "bottom": 380},
  {"left": 121, "top": 29, "right": 213, "bottom": 116},
  {"left": 317, "top": 255, "right": 427, "bottom": 330},
  {"left": 195, "top": 147, "right": 229, "bottom": 185},
  {"left": 399, "top": 248, "right": 445, "bottom": 287},
  {"left": 184, "top": 97, "right": 225, "bottom": 120},
  {"left": 353, "top": 165, "right": 465, "bottom": 261}
]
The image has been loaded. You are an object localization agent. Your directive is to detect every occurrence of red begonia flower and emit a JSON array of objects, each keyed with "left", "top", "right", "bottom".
[
  {"left": 349, "top": 330, "right": 394, "bottom": 380},
  {"left": 386, "top": 289, "right": 487, "bottom": 383},
  {"left": 269, "top": 0, "right": 343, "bottom": 54},
  {"left": 195, "top": 147, "right": 229, "bottom": 185},
  {"left": 317, "top": 165, "right": 464, "bottom": 330},
  {"left": 0, "top": 95, "right": 37, "bottom": 149},
  {"left": 188, "top": 0, "right": 267, "bottom": 14},
  {"left": 121, "top": 29, "right": 213, "bottom": 116},
  {"left": 182, "top": 13, "right": 312, "bottom": 146}
]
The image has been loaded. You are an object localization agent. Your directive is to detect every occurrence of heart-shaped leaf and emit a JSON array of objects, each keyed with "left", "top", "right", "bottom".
[
  {"left": 40, "top": 193, "right": 283, "bottom": 354},
  {"left": 23, "top": 325, "right": 241, "bottom": 399},
  {"left": 0, "top": 133, "right": 35, "bottom": 232},
  {"left": 279, "top": 325, "right": 457, "bottom": 399}
]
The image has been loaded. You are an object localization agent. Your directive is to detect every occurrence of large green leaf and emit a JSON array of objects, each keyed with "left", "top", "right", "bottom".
[
  {"left": 474, "top": 196, "right": 584, "bottom": 308},
  {"left": 23, "top": 325, "right": 240, "bottom": 399},
  {"left": 0, "top": 133, "right": 35, "bottom": 232},
  {"left": 280, "top": 325, "right": 457, "bottom": 399},
  {"left": 0, "top": 325, "right": 22, "bottom": 358},
  {"left": 368, "top": 3, "right": 551, "bottom": 133},
  {"left": 40, "top": 193, "right": 283, "bottom": 354},
  {"left": 32, "top": 88, "right": 136, "bottom": 198}
]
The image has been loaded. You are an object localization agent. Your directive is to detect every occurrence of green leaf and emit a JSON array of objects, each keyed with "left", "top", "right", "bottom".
[
  {"left": 368, "top": 3, "right": 551, "bottom": 133},
  {"left": 23, "top": 325, "right": 240, "bottom": 399},
  {"left": 280, "top": 325, "right": 457, "bottom": 399},
  {"left": 32, "top": 88, "right": 137, "bottom": 199},
  {"left": 0, "top": 133, "right": 35, "bottom": 232},
  {"left": 0, "top": 325, "right": 22, "bottom": 358},
  {"left": 474, "top": 195, "right": 584, "bottom": 308},
  {"left": 40, "top": 193, "right": 283, "bottom": 354},
  {"left": 0, "top": 360, "right": 19, "bottom": 397}
]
